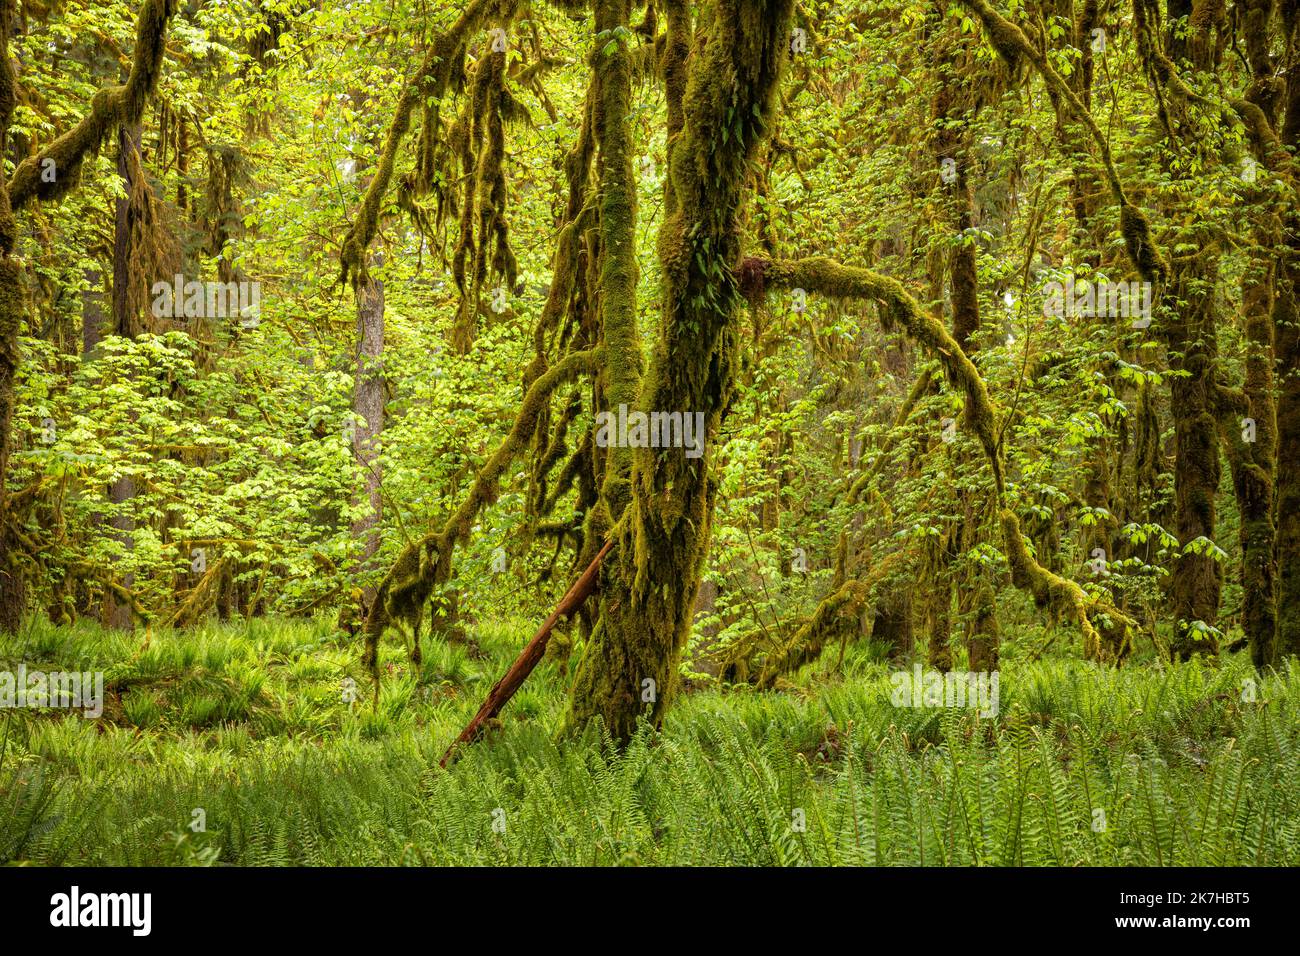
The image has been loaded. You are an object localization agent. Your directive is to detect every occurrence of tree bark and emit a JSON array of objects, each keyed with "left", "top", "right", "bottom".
[
  {"left": 566, "top": 0, "right": 797, "bottom": 742},
  {"left": 350, "top": 250, "right": 385, "bottom": 600},
  {"left": 104, "top": 124, "right": 143, "bottom": 629}
]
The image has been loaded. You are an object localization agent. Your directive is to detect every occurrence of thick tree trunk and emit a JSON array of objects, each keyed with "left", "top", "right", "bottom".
[
  {"left": 566, "top": 0, "right": 796, "bottom": 741},
  {"left": 1167, "top": 262, "right": 1222, "bottom": 658},
  {"left": 1224, "top": 244, "right": 1277, "bottom": 665},
  {"left": 1274, "top": 233, "right": 1300, "bottom": 657},
  {"left": 1223, "top": 0, "right": 1287, "bottom": 666},
  {"left": 926, "top": 535, "right": 954, "bottom": 669}
]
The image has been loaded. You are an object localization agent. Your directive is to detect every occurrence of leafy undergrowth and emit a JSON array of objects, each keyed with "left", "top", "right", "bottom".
[{"left": 1, "top": 616, "right": 1297, "bottom": 865}]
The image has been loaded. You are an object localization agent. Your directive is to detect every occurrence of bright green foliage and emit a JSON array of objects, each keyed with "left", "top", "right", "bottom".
[
  {"left": 2, "top": 616, "right": 1296, "bottom": 865},
  {"left": 6, "top": 0, "right": 1300, "bottom": 867}
]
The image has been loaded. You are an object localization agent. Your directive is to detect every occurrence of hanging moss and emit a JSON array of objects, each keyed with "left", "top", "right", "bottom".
[
  {"left": 960, "top": 0, "right": 1169, "bottom": 287},
  {"left": 9, "top": 0, "right": 178, "bottom": 212},
  {"left": 118, "top": 130, "right": 181, "bottom": 335},
  {"left": 339, "top": 0, "right": 520, "bottom": 288},
  {"left": 566, "top": 0, "right": 798, "bottom": 743},
  {"left": 451, "top": 32, "right": 522, "bottom": 353},
  {"left": 361, "top": 349, "right": 602, "bottom": 683}
]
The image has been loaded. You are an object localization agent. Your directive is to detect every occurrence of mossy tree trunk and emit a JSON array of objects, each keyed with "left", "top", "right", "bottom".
[
  {"left": 0, "top": 0, "right": 22, "bottom": 633},
  {"left": 1266, "top": 0, "right": 1300, "bottom": 658},
  {"left": 588, "top": 0, "right": 641, "bottom": 534},
  {"left": 566, "top": 0, "right": 797, "bottom": 742},
  {"left": 929, "top": 16, "right": 997, "bottom": 671},
  {"left": 1165, "top": 268, "right": 1223, "bottom": 660}
]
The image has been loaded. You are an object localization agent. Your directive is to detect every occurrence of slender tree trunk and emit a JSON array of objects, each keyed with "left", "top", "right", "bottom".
[
  {"left": 351, "top": 251, "right": 385, "bottom": 600},
  {"left": 104, "top": 123, "right": 142, "bottom": 629},
  {"left": 0, "top": 0, "right": 23, "bottom": 633},
  {"left": 348, "top": 94, "right": 387, "bottom": 567}
]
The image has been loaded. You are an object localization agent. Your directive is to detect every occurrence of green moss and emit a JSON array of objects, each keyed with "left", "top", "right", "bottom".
[
  {"left": 748, "top": 254, "right": 1137, "bottom": 661},
  {"left": 591, "top": 0, "right": 643, "bottom": 522},
  {"left": 566, "top": 0, "right": 798, "bottom": 742},
  {"left": 362, "top": 349, "right": 603, "bottom": 683}
]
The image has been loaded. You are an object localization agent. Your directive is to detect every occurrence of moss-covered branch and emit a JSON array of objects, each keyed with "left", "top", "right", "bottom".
[
  {"left": 749, "top": 255, "right": 1003, "bottom": 492},
  {"left": 957, "top": 0, "right": 1166, "bottom": 285},
  {"left": 361, "top": 348, "right": 602, "bottom": 677},
  {"left": 8, "top": 0, "right": 178, "bottom": 211},
  {"left": 749, "top": 254, "right": 1135, "bottom": 660},
  {"left": 339, "top": 0, "right": 517, "bottom": 286}
]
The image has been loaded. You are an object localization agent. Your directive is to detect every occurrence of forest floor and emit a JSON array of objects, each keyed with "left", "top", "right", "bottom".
[{"left": 1, "top": 616, "right": 1297, "bottom": 865}]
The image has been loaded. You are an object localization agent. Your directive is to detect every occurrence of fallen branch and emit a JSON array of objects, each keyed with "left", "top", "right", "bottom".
[{"left": 439, "top": 537, "right": 613, "bottom": 768}]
